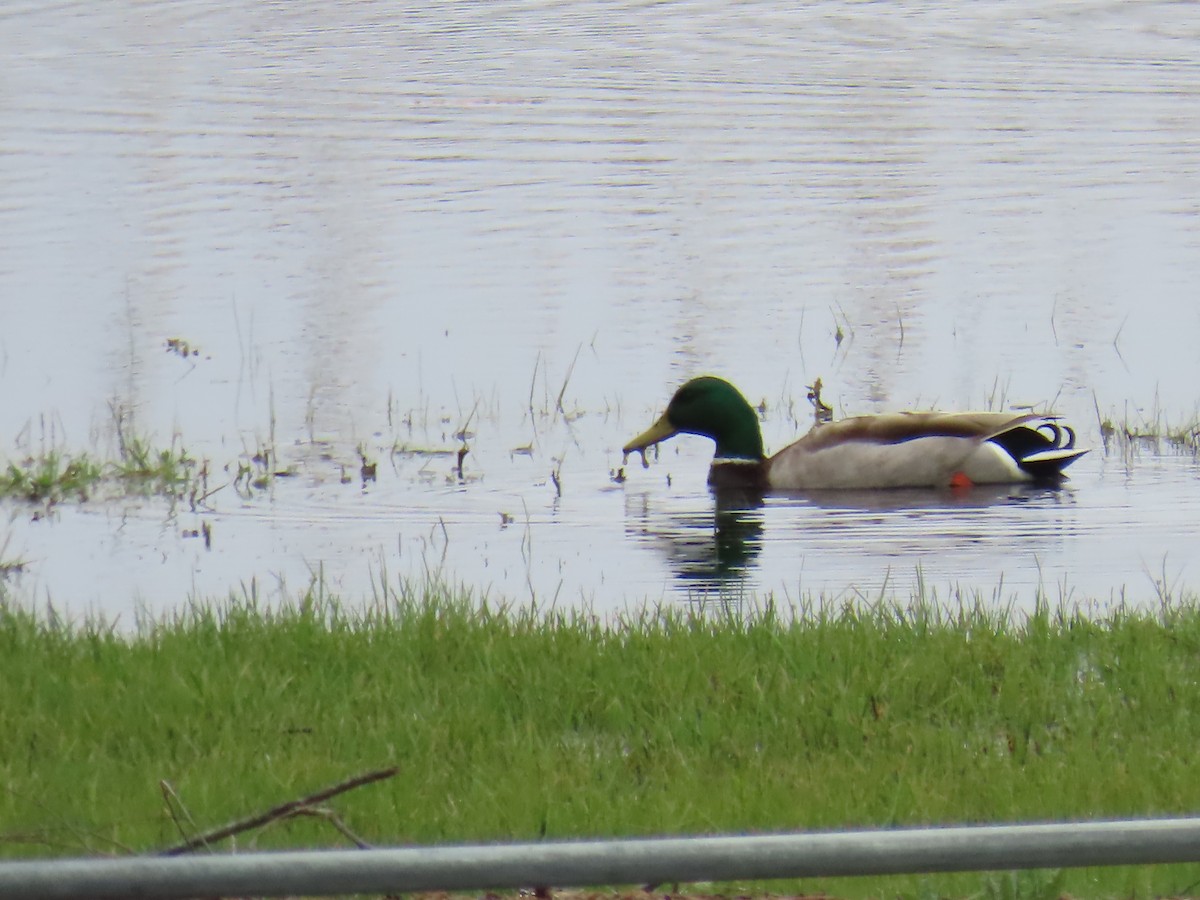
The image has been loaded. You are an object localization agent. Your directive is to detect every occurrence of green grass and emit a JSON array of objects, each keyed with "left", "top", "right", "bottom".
[{"left": 4, "top": 582, "right": 1200, "bottom": 899}]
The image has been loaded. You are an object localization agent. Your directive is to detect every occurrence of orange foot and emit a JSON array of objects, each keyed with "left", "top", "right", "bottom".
[{"left": 949, "top": 471, "right": 974, "bottom": 490}]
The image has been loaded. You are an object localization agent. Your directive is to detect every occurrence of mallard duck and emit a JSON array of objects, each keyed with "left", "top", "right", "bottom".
[{"left": 623, "top": 376, "right": 1088, "bottom": 491}]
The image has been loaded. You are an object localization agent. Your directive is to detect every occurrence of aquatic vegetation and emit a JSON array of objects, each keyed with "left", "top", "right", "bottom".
[
  {"left": 0, "top": 437, "right": 197, "bottom": 506},
  {"left": 1094, "top": 394, "right": 1200, "bottom": 455},
  {"left": 113, "top": 434, "right": 196, "bottom": 495},
  {"left": 0, "top": 535, "right": 27, "bottom": 579},
  {"left": 0, "top": 451, "right": 103, "bottom": 503}
]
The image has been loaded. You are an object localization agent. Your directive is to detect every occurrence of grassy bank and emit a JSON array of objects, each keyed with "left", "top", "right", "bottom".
[{"left": 4, "top": 584, "right": 1200, "bottom": 898}]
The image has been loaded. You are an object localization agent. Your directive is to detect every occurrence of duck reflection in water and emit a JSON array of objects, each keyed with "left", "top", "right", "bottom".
[
  {"left": 624, "top": 480, "right": 1071, "bottom": 602},
  {"left": 624, "top": 487, "right": 766, "bottom": 596}
]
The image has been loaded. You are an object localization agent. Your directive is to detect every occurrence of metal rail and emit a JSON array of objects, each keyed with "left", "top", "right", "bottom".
[{"left": 2, "top": 818, "right": 1200, "bottom": 900}]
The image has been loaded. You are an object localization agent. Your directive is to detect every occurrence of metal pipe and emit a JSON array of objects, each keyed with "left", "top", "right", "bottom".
[{"left": 2, "top": 817, "right": 1200, "bottom": 900}]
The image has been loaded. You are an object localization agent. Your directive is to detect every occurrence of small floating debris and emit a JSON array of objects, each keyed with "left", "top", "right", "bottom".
[
  {"left": 165, "top": 337, "right": 201, "bottom": 358},
  {"left": 181, "top": 520, "right": 213, "bottom": 550},
  {"left": 0, "top": 557, "right": 28, "bottom": 578},
  {"left": 807, "top": 377, "right": 834, "bottom": 425},
  {"left": 358, "top": 446, "right": 377, "bottom": 483},
  {"left": 392, "top": 443, "right": 457, "bottom": 457}
]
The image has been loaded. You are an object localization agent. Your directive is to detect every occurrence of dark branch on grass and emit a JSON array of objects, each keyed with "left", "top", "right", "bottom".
[{"left": 160, "top": 766, "right": 399, "bottom": 856}]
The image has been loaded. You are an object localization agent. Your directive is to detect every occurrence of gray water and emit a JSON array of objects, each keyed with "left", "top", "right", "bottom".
[{"left": 2, "top": 0, "right": 1200, "bottom": 620}]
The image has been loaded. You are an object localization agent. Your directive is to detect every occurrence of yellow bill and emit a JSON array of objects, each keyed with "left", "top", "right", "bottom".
[{"left": 622, "top": 412, "right": 678, "bottom": 454}]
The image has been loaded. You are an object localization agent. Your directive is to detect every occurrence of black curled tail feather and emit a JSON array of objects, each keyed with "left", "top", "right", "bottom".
[
  {"left": 990, "top": 419, "right": 1088, "bottom": 481},
  {"left": 1036, "top": 421, "right": 1077, "bottom": 450}
]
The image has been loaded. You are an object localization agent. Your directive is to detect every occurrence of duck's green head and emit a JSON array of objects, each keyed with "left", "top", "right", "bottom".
[{"left": 623, "top": 376, "right": 765, "bottom": 461}]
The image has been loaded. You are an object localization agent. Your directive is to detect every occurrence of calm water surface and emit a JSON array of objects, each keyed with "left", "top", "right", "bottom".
[{"left": 2, "top": 0, "right": 1200, "bottom": 620}]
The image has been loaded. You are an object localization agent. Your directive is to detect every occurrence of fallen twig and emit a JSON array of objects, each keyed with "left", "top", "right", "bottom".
[{"left": 160, "top": 765, "right": 399, "bottom": 856}]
